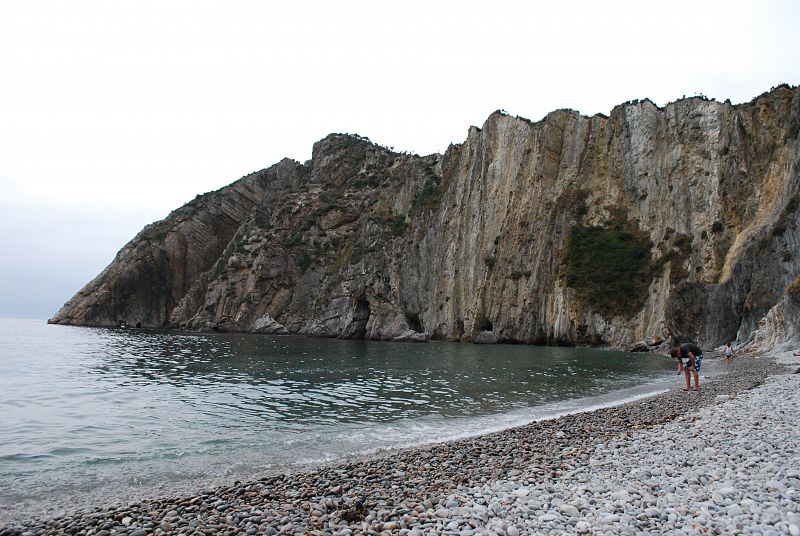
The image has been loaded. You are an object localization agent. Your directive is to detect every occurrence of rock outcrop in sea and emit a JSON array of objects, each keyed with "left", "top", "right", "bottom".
[{"left": 50, "top": 85, "right": 800, "bottom": 351}]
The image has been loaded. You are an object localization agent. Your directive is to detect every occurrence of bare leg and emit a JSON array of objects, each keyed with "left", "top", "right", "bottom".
[
  {"left": 684, "top": 369, "right": 691, "bottom": 391},
  {"left": 692, "top": 370, "right": 700, "bottom": 391}
]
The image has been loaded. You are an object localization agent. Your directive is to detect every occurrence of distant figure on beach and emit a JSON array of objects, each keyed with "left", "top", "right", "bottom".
[
  {"left": 670, "top": 342, "right": 703, "bottom": 392},
  {"left": 724, "top": 342, "right": 734, "bottom": 364}
]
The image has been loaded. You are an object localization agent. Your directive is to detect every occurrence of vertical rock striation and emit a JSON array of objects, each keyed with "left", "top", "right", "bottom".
[{"left": 50, "top": 85, "right": 800, "bottom": 351}]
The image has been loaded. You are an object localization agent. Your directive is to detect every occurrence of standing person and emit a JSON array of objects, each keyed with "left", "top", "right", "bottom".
[
  {"left": 670, "top": 342, "right": 703, "bottom": 392},
  {"left": 724, "top": 342, "right": 734, "bottom": 364}
]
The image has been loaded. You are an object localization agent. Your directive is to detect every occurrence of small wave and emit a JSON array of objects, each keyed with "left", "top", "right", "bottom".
[
  {"left": 297, "top": 380, "right": 674, "bottom": 464},
  {"left": 46, "top": 446, "right": 94, "bottom": 457},
  {"left": 0, "top": 453, "right": 57, "bottom": 463},
  {"left": 85, "top": 456, "right": 127, "bottom": 466}
]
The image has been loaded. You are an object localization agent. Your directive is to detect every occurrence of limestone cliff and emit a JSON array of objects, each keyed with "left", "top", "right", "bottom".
[{"left": 50, "top": 85, "right": 800, "bottom": 351}]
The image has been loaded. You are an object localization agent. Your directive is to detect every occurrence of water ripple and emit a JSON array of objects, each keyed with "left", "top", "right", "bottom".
[{"left": 0, "top": 318, "right": 679, "bottom": 522}]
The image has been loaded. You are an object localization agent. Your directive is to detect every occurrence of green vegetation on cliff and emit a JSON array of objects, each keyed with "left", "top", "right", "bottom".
[
  {"left": 564, "top": 225, "right": 653, "bottom": 317},
  {"left": 788, "top": 275, "right": 800, "bottom": 296},
  {"left": 409, "top": 178, "right": 443, "bottom": 216}
]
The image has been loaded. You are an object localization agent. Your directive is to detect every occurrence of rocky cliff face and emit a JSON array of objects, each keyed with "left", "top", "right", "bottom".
[{"left": 50, "top": 85, "right": 800, "bottom": 351}]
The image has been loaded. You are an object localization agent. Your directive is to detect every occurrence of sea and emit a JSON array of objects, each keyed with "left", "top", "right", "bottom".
[{"left": 0, "top": 318, "right": 691, "bottom": 522}]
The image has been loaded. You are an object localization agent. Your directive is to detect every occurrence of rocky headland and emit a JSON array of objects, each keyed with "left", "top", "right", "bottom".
[{"left": 49, "top": 85, "right": 800, "bottom": 352}]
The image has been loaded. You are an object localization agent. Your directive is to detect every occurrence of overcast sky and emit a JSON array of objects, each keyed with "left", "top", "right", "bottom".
[{"left": 1, "top": 0, "right": 798, "bottom": 319}]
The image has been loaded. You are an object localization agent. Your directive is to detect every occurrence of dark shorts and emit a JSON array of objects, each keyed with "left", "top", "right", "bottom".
[{"left": 684, "top": 354, "right": 703, "bottom": 371}]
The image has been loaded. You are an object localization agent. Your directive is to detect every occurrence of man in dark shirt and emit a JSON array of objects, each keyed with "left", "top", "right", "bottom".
[{"left": 670, "top": 342, "right": 703, "bottom": 392}]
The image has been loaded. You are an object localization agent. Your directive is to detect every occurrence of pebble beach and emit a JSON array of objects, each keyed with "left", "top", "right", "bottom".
[{"left": 2, "top": 354, "right": 798, "bottom": 536}]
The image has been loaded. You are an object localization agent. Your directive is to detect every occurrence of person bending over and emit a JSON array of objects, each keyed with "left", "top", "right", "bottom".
[{"left": 670, "top": 342, "right": 703, "bottom": 392}]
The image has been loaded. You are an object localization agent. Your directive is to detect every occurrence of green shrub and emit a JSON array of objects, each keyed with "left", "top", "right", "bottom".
[
  {"left": 787, "top": 193, "right": 799, "bottom": 212},
  {"left": 673, "top": 233, "right": 693, "bottom": 253},
  {"left": 319, "top": 192, "right": 341, "bottom": 206},
  {"left": 788, "top": 276, "right": 800, "bottom": 295},
  {"left": 326, "top": 242, "right": 353, "bottom": 274},
  {"left": 283, "top": 231, "right": 302, "bottom": 247},
  {"left": 296, "top": 252, "right": 312, "bottom": 271},
  {"left": 410, "top": 179, "right": 443, "bottom": 216},
  {"left": 509, "top": 269, "right": 532, "bottom": 279},
  {"left": 564, "top": 225, "right": 653, "bottom": 317},
  {"left": 369, "top": 210, "right": 408, "bottom": 236},
  {"left": 390, "top": 216, "right": 408, "bottom": 236},
  {"left": 139, "top": 221, "right": 171, "bottom": 242},
  {"left": 304, "top": 209, "right": 321, "bottom": 227}
]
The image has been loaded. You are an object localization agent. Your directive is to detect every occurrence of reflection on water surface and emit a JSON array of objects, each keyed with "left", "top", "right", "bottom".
[{"left": 0, "top": 319, "right": 675, "bottom": 521}]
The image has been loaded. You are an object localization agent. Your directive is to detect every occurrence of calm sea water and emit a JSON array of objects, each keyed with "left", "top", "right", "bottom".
[{"left": 0, "top": 318, "right": 681, "bottom": 522}]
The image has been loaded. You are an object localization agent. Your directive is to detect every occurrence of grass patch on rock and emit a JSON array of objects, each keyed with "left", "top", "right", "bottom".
[
  {"left": 409, "top": 178, "right": 443, "bottom": 216},
  {"left": 369, "top": 210, "right": 408, "bottom": 236},
  {"left": 564, "top": 225, "right": 654, "bottom": 317},
  {"left": 788, "top": 275, "right": 800, "bottom": 295}
]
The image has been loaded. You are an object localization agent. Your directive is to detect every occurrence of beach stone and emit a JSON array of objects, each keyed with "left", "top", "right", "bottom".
[
  {"left": 558, "top": 504, "right": 580, "bottom": 518},
  {"left": 765, "top": 480, "right": 786, "bottom": 492},
  {"left": 612, "top": 490, "right": 630, "bottom": 501}
]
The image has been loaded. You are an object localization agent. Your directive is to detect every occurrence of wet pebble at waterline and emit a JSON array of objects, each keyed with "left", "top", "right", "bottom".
[{"left": 2, "top": 357, "right": 794, "bottom": 535}]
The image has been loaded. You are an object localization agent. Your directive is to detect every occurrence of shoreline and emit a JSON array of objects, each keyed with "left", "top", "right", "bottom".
[
  {"left": 2, "top": 354, "right": 795, "bottom": 535},
  {"left": 0, "top": 357, "right": 694, "bottom": 525}
]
